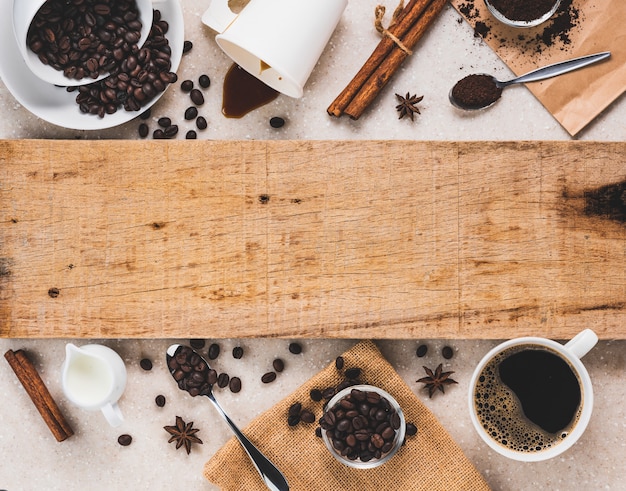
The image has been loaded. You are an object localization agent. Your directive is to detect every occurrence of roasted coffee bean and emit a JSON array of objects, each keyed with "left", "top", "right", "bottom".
[
  {"left": 287, "top": 414, "right": 301, "bottom": 426},
  {"left": 442, "top": 346, "right": 454, "bottom": 359},
  {"left": 288, "top": 403, "right": 302, "bottom": 417},
  {"left": 335, "top": 356, "right": 345, "bottom": 370},
  {"left": 405, "top": 422, "right": 417, "bottom": 436},
  {"left": 153, "top": 129, "right": 166, "bottom": 139},
  {"left": 140, "top": 358, "right": 153, "bottom": 371},
  {"left": 320, "top": 388, "right": 401, "bottom": 463},
  {"left": 300, "top": 410, "right": 316, "bottom": 424},
  {"left": 288, "top": 342, "right": 302, "bottom": 355},
  {"left": 310, "top": 388, "right": 323, "bottom": 402},
  {"left": 190, "top": 88, "right": 204, "bottom": 105},
  {"left": 322, "top": 387, "right": 336, "bottom": 399},
  {"left": 196, "top": 116, "right": 208, "bottom": 130},
  {"left": 273, "top": 358, "right": 285, "bottom": 372},
  {"left": 232, "top": 346, "right": 244, "bottom": 359},
  {"left": 181, "top": 80, "right": 193, "bottom": 92},
  {"left": 158, "top": 117, "right": 172, "bottom": 128},
  {"left": 207, "top": 369, "right": 218, "bottom": 385},
  {"left": 229, "top": 377, "right": 242, "bottom": 393},
  {"left": 270, "top": 116, "right": 285, "bottom": 128},
  {"left": 155, "top": 394, "right": 166, "bottom": 407},
  {"left": 344, "top": 367, "right": 361, "bottom": 380},
  {"left": 261, "top": 371, "right": 277, "bottom": 384},
  {"left": 138, "top": 123, "right": 149, "bottom": 138},
  {"left": 117, "top": 434, "right": 132, "bottom": 446},
  {"left": 186, "top": 130, "right": 197, "bottom": 139},
  {"left": 190, "top": 339, "right": 205, "bottom": 349},
  {"left": 208, "top": 343, "right": 220, "bottom": 360},
  {"left": 183, "top": 40, "right": 193, "bottom": 53},
  {"left": 185, "top": 106, "right": 198, "bottom": 120},
  {"left": 164, "top": 124, "right": 179, "bottom": 138},
  {"left": 416, "top": 344, "right": 428, "bottom": 357},
  {"left": 198, "top": 74, "right": 211, "bottom": 88},
  {"left": 217, "top": 372, "right": 230, "bottom": 388}
]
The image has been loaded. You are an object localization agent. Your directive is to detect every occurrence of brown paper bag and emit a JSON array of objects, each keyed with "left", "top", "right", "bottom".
[
  {"left": 204, "top": 340, "right": 490, "bottom": 491},
  {"left": 450, "top": 0, "right": 626, "bottom": 136}
]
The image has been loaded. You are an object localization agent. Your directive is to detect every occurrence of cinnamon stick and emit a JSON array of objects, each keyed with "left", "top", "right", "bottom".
[
  {"left": 327, "top": 0, "right": 432, "bottom": 117},
  {"left": 344, "top": 0, "right": 447, "bottom": 120},
  {"left": 5, "top": 349, "right": 74, "bottom": 442}
]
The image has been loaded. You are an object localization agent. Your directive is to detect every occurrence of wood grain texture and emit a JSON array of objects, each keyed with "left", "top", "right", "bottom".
[{"left": 0, "top": 140, "right": 624, "bottom": 339}]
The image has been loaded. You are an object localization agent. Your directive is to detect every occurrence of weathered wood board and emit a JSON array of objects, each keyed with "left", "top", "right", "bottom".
[{"left": 0, "top": 140, "right": 624, "bottom": 339}]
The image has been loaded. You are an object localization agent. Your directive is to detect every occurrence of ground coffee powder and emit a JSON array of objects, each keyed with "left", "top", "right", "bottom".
[{"left": 488, "top": 0, "right": 558, "bottom": 22}]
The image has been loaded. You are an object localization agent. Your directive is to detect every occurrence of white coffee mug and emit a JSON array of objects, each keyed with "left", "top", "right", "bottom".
[
  {"left": 12, "top": 0, "right": 153, "bottom": 87},
  {"left": 468, "top": 329, "right": 598, "bottom": 462},
  {"left": 202, "top": 0, "right": 348, "bottom": 98},
  {"left": 62, "top": 343, "right": 127, "bottom": 427}
]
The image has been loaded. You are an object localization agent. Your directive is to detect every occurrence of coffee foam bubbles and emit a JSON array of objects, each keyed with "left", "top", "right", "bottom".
[{"left": 473, "top": 346, "right": 582, "bottom": 453}]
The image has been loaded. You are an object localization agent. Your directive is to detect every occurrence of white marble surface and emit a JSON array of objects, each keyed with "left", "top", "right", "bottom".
[{"left": 0, "top": 1, "right": 625, "bottom": 490}]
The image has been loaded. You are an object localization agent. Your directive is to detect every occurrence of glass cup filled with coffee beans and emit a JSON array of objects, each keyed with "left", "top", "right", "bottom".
[{"left": 320, "top": 385, "right": 405, "bottom": 469}]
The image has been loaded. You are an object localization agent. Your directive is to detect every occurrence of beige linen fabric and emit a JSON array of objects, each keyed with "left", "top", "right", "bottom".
[{"left": 204, "top": 340, "right": 490, "bottom": 491}]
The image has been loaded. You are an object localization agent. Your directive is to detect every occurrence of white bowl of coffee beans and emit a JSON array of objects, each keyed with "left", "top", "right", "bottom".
[
  {"left": 320, "top": 385, "right": 405, "bottom": 469},
  {"left": 13, "top": 0, "right": 153, "bottom": 86}
]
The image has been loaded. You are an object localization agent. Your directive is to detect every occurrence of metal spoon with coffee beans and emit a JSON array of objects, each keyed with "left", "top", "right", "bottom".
[
  {"left": 449, "top": 51, "right": 611, "bottom": 110},
  {"left": 167, "top": 345, "right": 289, "bottom": 491}
]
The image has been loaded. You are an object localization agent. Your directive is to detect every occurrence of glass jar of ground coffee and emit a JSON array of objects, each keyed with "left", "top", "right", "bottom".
[
  {"left": 484, "top": 0, "right": 561, "bottom": 28},
  {"left": 320, "top": 385, "right": 405, "bottom": 469}
]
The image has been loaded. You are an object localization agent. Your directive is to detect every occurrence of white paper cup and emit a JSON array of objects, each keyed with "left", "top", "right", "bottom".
[
  {"left": 468, "top": 329, "right": 597, "bottom": 461},
  {"left": 202, "top": 0, "right": 347, "bottom": 98},
  {"left": 13, "top": 0, "right": 153, "bottom": 87}
]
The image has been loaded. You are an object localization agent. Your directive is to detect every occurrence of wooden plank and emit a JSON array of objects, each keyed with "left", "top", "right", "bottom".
[{"left": 0, "top": 140, "right": 624, "bottom": 339}]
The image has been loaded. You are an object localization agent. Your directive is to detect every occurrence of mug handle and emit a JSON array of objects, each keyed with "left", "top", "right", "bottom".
[
  {"left": 202, "top": 0, "right": 238, "bottom": 34},
  {"left": 101, "top": 401, "right": 125, "bottom": 427},
  {"left": 564, "top": 328, "right": 598, "bottom": 359}
]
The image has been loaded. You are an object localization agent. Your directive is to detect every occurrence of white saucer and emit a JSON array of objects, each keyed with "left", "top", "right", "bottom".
[{"left": 0, "top": 0, "right": 184, "bottom": 130}]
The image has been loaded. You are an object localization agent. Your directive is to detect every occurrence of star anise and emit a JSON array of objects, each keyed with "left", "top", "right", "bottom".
[
  {"left": 164, "top": 416, "right": 203, "bottom": 454},
  {"left": 395, "top": 92, "right": 423, "bottom": 121},
  {"left": 417, "top": 364, "right": 458, "bottom": 398}
]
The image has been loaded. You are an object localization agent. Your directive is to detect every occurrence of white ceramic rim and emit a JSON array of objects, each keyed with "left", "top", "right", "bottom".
[
  {"left": 483, "top": 0, "right": 562, "bottom": 28},
  {"left": 321, "top": 384, "right": 406, "bottom": 469},
  {"left": 0, "top": 0, "right": 183, "bottom": 130},
  {"left": 468, "top": 336, "right": 594, "bottom": 462}
]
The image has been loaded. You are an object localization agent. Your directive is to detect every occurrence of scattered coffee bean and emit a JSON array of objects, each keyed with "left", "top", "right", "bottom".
[
  {"left": 181, "top": 80, "right": 194, "bottom": 92},
  {"left": 140, "top": 358, "right": 153, "bottom": 371},
  {"left": 416, "top": 344, "right": 428, "bottom": 357},
  {"left": 164, "top": 124, "right": 179, "bottom": 138},
  {"left": 153, "top": 129, "right": 165, "bottom": 139},
  {"left": 117, "top": 434, "right": 132, "bottom": 446},
  {"left": 405, "top": 422, "right": 418, "bottom": 436},
  {"left": 198, "top": 74, "right": 211, "bottom": 88},
  {"left": 335, "top": 356, "right": 345, "bottom": 370},
  {"left": 269, "top": 116, "right": 285, "bottom": 128},
  {"left": 344, "top": 367, "right": 361, "bottom": 380},
  {"left": 232, "top": 346, "right": 244, "bottom": 359},
  {"left": 217, "top": 372, "right": 230, "bottom": 388},
  {"left": 310, "top": 388, "right": 323, "bottom": 402},
  {"left": 261, "top": 371, "right": 277, "bottom": 384},
  {"left": 273, "top": 358, "right": 285, "bottom": 372},
  {"left": 315, "top": 426, "right": 322, "bottom": 438},
  {"left": 288, "top": 342, "right": 302, "bottom": 355},
  {"left": 229, "top": 376, "right": 242, "bottom": 393},
  {"left": 300, "top": 409, "right": 316, "bottom": 424},
  {"left": 184, "top": 106, "right": 198, "bottom": 120},
  {"left": 183, "top": 40, "right": 193, "bottom": 53},
  {"left": 190, "top": 88, "right": 204, "bottom": 105},
  {"left": 186, "top": 130, "right": 197, "bottom": 139},
  {"left": 208, "top": 343, "right": 220, "bottom": 360},
  {"left": 196, "top": 116, "right": 207, "bottom": 130},
  {"left": 207, "top": 368, "right": 218, "bottom": 385},
  {"left": 287, "top": 414, "right": 301, "bottom": 426},
  {"left": 320, "top": 388, "right": 401, "bottom": 462},
  {"left": 322, "top": 387, "right": 336, "bottom": 400},
  {"left": 442, "top": 346, "right": 454, "bottom": 359},
  {"left": 138, "top": 123, "right": 149, "bottom": 138},
  {"left": 190, "top": 339, "right": 205, "bottom": 350},
  {"left": 288, "top": 403, "right": 302, "bottom": 416},
  {"left": 158, "top": 117, "right": 172, "bottom": 128},
  {"left": 155, "top": 394, "right": 166, "bottom": 407}
]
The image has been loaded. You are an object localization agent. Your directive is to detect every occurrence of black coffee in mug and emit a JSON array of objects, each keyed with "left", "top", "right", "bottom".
[{"left": 473, "top": 344, "right": 582, "bottom": 453}]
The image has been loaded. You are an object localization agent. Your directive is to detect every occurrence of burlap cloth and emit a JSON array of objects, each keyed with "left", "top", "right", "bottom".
[{"left": 203, "top": 340, "right": 490, "bottom": 491}]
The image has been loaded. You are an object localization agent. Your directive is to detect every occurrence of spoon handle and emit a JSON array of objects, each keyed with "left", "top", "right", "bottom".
[
  {"left": 502, "top": 51, "right": 611, "bottom": 87},
  {"left": 206, "top": 392, "right": 290, "bottom": 491}
]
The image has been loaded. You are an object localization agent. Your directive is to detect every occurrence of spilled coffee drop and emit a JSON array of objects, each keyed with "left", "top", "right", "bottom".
[
  {"left": 499, "top": 349, "right": 581, "bottom": 434},
  {"left": 222, "top": 64, "right": 279, "bottom": 118}
]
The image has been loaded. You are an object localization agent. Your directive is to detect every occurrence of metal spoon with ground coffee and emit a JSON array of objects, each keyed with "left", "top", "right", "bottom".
[
  {"left": 166, "top": 344, "right": 289, "bottom": 491},
  {"left": 449, "top": 51, "right": 611, "bottom": 111}
]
